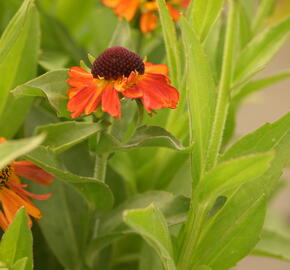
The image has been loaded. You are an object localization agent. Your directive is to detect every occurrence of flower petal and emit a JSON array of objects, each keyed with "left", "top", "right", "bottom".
[
  {"left": 102, "top": 84, "right": 121, "bottom": 119},
  {"left": 67, "top": 85, "right": 100, "bottom": 118},
  {"left": 0, "top": 211, "right": 9, "bottom": 231},
  {"left": 114, "top": 0, "right": 140, "bottom": 21},
  {"left": 13, "top": 161, "right": 54, "bottom": 186},
  {"left": 103, "top": 0, "right": 120, "bottom": 8},
  {"left": 140, "top": 11, "right": 158, "bottom": 33},
  {"left": 122, "top": 85, "right": 143, "bottom": 98},
  {"left": 167, "top": 3, "right": 181, "bottom": 21},
  {"left": 145, "top": 62, "right": 169, "bottom": 75},
  {"left": 0, "top": 188, "right": 42, "bottom": 222},
  {"left": 136, "top": 73, "right": 179, "bottom": 112}
]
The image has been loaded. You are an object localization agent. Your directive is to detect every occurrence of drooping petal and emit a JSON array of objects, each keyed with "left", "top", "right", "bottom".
[
  {"left": 114, "top": 0, "right": 140, "bottom": 21},
  {"left": 67, "top": 67, "right": 104, "bottom": 118},
  {"left": 8, "top": 181, "right": 51, "bottom": 201},
  {"left": 13, "top": 161, "right": 54, "bottom": 186},
  {"left": 136, "top": 73, "right": 179, "bottom": 112},
  {"left": 145, "top": 62, "right": 169, "bottom": 75},
  {"left": 122, "top": 85, "right": 143, "bottom": 98},
  {"left": 102, "top": 84, "right": 121, "bottom": 119},
  {"left": 140, "top": 11, "right": 158, "bottom": 33},
  {"left": 67, "top": 86, "right": 100, "bottom": 118},
  {"left": 0, "top": 188, "right": 42, "bottom": 222}
]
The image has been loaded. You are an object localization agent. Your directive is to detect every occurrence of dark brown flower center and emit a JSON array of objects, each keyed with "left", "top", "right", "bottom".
[
  {"left": 0, "top": 165, "right": 12, "bottom": 186},
  {"left": 91, "top": 46, "right": 145, "bottom": 80}
]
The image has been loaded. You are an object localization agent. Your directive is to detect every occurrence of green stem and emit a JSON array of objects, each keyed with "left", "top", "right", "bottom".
[
  {"left": 93, "top": 153, "right": 109, "bottom": 182},
  {"left": 177, "top": 198, "right": 206, "bottom": 270},
  {"left": 206, "top": 0, "right": 237, "bottom": 171}
]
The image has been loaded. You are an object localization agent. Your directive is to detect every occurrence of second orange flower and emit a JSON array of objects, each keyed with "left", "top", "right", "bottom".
[{"left": 103, "top": 0, "right": 190, "bottom": 33}]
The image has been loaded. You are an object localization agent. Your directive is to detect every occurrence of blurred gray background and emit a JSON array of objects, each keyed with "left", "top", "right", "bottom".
[{"left": 234, "top": 41, "right": 290, "bottom": 269}]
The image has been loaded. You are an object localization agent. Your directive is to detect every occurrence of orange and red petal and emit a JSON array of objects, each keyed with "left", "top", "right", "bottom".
[
  {"left": 8, "top": 181, "right": 51, "bottom": 201},
  {"left": 114, "top": 0, "right": 140, "bottom": 21},
  {"left": 136, "top": 73, "right": 179, "bottom": 112},
  {"left": 13, "top": 161, "right": 54, "bottom": 186},
  {"left": 103, "top": 0, "right": 120, "bottom": 8},
  {"left": 140, "top": 11, "right": 158, "bottom": 33},
  {"left": 102, "top": 84, "right": 121, "bottom": 119},
  {"left": 0, "top": 188, "right": 42, "bottom": 223},
  {"left": 67, "top": 85, "right": 101, "bottom": 118},
  {"left": 0, "top": 211, "right": 9, "bottom": 231},
  {"left": 145, "top": 62, "right": 169, "bottom": 76},
  {"left": 167, "top": 3, "right": 181, "bottom": 21},
  {"left": 122, "top": 85, "right": 143, "bottom": 98}
]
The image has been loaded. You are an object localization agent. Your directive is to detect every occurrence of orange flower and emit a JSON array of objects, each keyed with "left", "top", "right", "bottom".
[
  {"left": 67, "top": 46, "right": 179, "bottom": 119},
  {"left": 103, "top": 0, "right": 190, "bottom": 33},
  {"left": 0, "top": 138, "right": 54, "bottom": 231}
]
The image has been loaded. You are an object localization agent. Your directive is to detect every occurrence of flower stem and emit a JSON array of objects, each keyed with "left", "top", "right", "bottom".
[
  {"left": 94, "top": 153, "right": 109, "bottom": 182},
  {"left": 206, "top": 0, "right": 237, "bottom": 171}
]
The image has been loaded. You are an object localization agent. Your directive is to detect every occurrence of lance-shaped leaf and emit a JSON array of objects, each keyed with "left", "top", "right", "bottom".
[
  {"left": 157, "top": 0, "right": 180, "bottom": 85},
  {"left": 124, "top": 204, "right": 176, "bottom": 270},
  {"left": 36, "top": 121, "right": 107, "bottom": 153},
  {"left": 29, "top": 179, "right": 90, "bottom": 270},
  {"left": 91, "top": 191, "right": 189, "bottom": 251},
  {"left": 234, "top": 16, "right": 290, "bottom": 84},
  {"left": 0, "top": 135, "right": 45, "bottom": 169},
  {"left": 0, "top": 0, "right": 40, "bottom": 138},
  {"left": 100, "top": 191, "right": 189, "bottom": 234},
  {"left": 233, "top": 69, "right": 290, "bottom": 102},
  {"left": 109, "top": 19, "right": 135, "bottom": 51},
  {"left": 11, "top": 70, "right": 70, "bottom": 118},
  {"left": 187, "top": 0, "right": 225, "bottom": 42},
  {"left": 96, "top": 125, "right": 190, "bottom": 154},
  {"left": 253, "top": 230, "right": 290, "bottom": 261},
  {"left": 0, "top": 208, "right": 32, "bottom": 270},
  {"left": 221, "top": 112, "right": 290, "bottom": 160},
  {"left": 25, "top": 146, "right": 113, "bottom": 210},
  {"left": 252, "top": 0, "right": 275, "bottom": 33},
  {"left": 193, "top": 121, "right": 290, "bottom": 269},
  {"left": 180, "top": 17, "right": 216, "bottom": 180},
  {"left": 199, "top": 152, "right": 274, "bottom": 201}
]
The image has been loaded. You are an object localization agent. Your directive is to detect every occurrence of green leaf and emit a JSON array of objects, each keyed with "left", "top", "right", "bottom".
[
  {"left": 180, "top": 16, "right": 216, "bottom": 180},
  {"left": 252, "top": 0, "right": 275, "bottom": 33},
  {"left": 36, "top": 121, "right": 106, "bottom": 153},
  {"left": 0, "top": 135, "right": 45, "bottom": 169},
  {"left": 192, "top": 192, "right": 266, "bottom": 270},
  {"left": 253, "top": 230, "right": 290, "bottom": 261},
  {"left": 200, "top": 152, "right": 274, "bottom": 201},
  {"left": 205, "top": 0, "right": 238, "bottom": 170},
  {"left": 11, "top": 258, "right": 28, "bottom": 270},
  {"left": 0, "top": 208, "right": 32, "bottom": 270},
  {"left": 237, "top": 0, "right": 252, "bottom": 49},
  {"left": 187, "top": 0, "right": 225, "bottom": 42},
  {"left": 221, "top": 112, "right": 290, "bottom": 160},
  {"left": 11, "top": 70, "right": 70, "bottom": 118},
  {"left": 157, "top": 0, "right": 180, "bottom": 85},
  {"left": 100, "top": 191, "right": 189, "bottom": 235},
  {"left": 97, "top": 125, "right": 190, "bottom": 154},
  {"left": 109, "top": 19, "right": 135, "bottom": 51},
  {"left": 124, "top": 204, "right": 176, "bottom": 270},
  {"left": 233, "top": 69, "right": 290, "bottom": 102},
  {"left": 25, "top": 146, "right": 113, "bottom": 210},
  {"left": 0, "top": 0, "right": 40, "bottom": 138},
  {"left": 29, "top": 180, "right": 90, "bottom": 270},
  {"left": 234, "top": 16, "right": 290, "bottom": 84}
]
